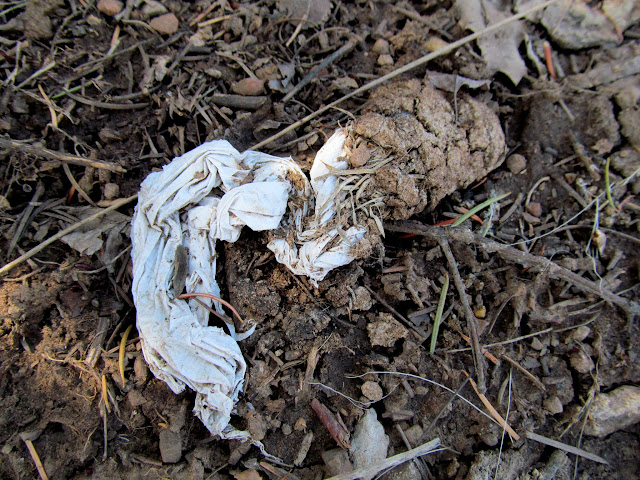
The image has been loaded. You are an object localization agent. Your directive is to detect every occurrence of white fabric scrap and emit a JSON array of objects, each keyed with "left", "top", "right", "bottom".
[{"left": 131, "top": 129, "right": 365, "bottom": 439}]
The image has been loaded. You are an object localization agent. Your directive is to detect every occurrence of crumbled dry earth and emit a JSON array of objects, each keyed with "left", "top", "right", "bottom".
[{"left": 0, "top": 1, "right": 639, "bottom": 479}]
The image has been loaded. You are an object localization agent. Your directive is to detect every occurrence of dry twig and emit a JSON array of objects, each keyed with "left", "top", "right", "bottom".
[
  {"left": 385, "top": 222, "right": 640, "bottom": 317},
  {"left": 0, "top": 138, "right": 125, "bottom": 173}
]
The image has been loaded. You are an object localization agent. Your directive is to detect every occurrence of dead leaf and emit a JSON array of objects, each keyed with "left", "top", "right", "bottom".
[{"left": 454, "top": 0, "right": 527, "bottom": 84}]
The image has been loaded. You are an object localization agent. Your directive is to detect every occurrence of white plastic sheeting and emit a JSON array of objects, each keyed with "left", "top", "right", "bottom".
[{"left": 131, "top": 129, "right": 363, "bottom": 440}]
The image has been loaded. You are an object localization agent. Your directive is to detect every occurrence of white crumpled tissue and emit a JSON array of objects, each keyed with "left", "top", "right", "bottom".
[{"left": 131, "top": 129, "right": 364, "bottom": 442}]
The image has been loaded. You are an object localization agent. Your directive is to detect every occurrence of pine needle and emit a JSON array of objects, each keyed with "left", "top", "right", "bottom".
[{"left": 119, "top": 325, "right": 133, "bottom": 388}]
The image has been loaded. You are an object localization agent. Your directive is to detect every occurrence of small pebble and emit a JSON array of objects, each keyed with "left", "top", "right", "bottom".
[
  {"left": 530, "top": 337, "right": 544, "bottom": 351},
  {"left": 231, "top": 78, "right": 265, "bottom": 96},
  {"left": 526, "top": 202, "right": 542, "bottom": 218},
  {"left": 543, "top": 396, "right": 564, "bottom": 414},
  {"left": 371, "top": 38, "right": 390, "bottom": 55},
  {"left": 159, "top": 429, "right": 182, "bottom": 463},
  {"left": 425, "top": 36, "right": 448, "bottom": 52},
  {"left": 294, "top": 417, "right": 307, "bottom": 431},
  {"left": 377, "top": 54, "right": 394, "bottom": 66},
  {"left": 404, "top": 424, "right": 423, "bottom": 446},
  {"left": 281, "top": 423, "right": 292, "bottom": 436},
  {"left": 103, "top": 183, "right": 120, "bottom": 201},
  {"left": 361, "top": 380, "right": 383, "bottom": 402},
  {"left": 149, "top": 13, "right": 179, "bottom": 35},
  {"left": 322, "top": 448, "right": 353, "bottom": 476},
  {"left": 142, "top": 0, "right": 168, "bottom": 17},
  {"left": 570, "top": 326, "right": 591, "bottom": 343},
  {"left": 506, "top": 154, "right": 526, "bottom": 174},
  {"left": 97, "top": 0, "right": 123, "bottom": 16},
  {"left": 570, "top": 350, "right": 595, "bottom": 373}
]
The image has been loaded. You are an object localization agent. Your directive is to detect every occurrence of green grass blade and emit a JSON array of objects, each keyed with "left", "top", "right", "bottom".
[
  {"left": 451, "top": 192, "right": 510, "bottom": 227},
  {"left": 430, "top": 273, "right": 449, "bottom": 354}
]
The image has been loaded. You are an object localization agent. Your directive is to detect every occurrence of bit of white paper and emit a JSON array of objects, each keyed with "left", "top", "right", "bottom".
[{"left": 131, "top": 130, "right": 362, "bottom": 440}]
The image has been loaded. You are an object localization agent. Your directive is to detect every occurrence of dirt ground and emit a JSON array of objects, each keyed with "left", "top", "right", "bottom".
[{"left": 1, "top": 1, "right": 639, "bottom": 479}]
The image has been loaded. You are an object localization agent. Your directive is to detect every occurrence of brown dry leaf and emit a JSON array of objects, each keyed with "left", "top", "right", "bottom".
[{"left": 454, "top": 0, "right": 527, "bottom": 84}]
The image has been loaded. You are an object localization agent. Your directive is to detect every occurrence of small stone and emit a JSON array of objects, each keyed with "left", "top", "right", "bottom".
[
  {"left": 506, "top": 154, "right": 526, "bottom": 174},
  {"left": 526, "top": 202, "right": 542, "bottom": 218},
  {"left": 530, "top": 337, "right": 544, "bottom": 351},
  {"left": 149, "top": 13, "right": 179, "bottom": 35},
  {"left": 377, "top": 54, "right": 394, "bottom": 66},
  {"left": 294, "top": 417, "right": 307, "bottom": 431},
  {"left": 371, "top": 38, "right": 390, "bottom": 55},
  {"left": 367, "top": 313, "right": 408, "bottom": 347},
  {"left": 103, "top": 183, "right": 120, "bottom": 201},
  {"left": 142, "top": 0, "right": 168, "bottom": 17},
  {"left": 424, "top": 36, "right": 448, "bottom": 52},
  {"left": 97, "top": 0, "right": 123, "bottom": 16},
  {"left": 159, "top": 429, "right": 182, "bottom": 463},
  {"left": 479, "top": 431, "right": 499, "bottom": 447},
  {"left": 570, "top": 350, "right": 595, "bottom": 373},
  {"left": 322, "top": 448, "right": 353, "bottom": 476},
  {"left": 281, "top": 423, "right": 292, "bottom": 436},
  {"left": 403, "top": 425, "right": 423, "bottom": 446},
  {"left": 361, "top": 381, "right": 383, "bottom": 402},
  {"left": 543, "top": 396, "right": 564, "bottom": 414},
  {"left": 231, "top": 78, "right": 265, "bottom": 96},
  {"left": 570, "top": 326, "right": 591, "bottom": 343},
  {"left": 584, "top": 386, "right": 640, "bottom": 437},
  {"left": 86, "top": 14, "right": 102, "bottom": 26}
]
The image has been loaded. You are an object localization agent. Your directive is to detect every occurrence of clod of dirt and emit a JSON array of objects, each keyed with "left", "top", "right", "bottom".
[
  {"left": 149, "top": 13, "right": 180, "bottom": 35},
  {"left": 354, "top": 79, "right": 505, "bottom": 216},
  {"left": 521, "top": 93, "right": 620, "bottom": 160},
  {"left": 97, "top": 0, "right": 123, "bottom": 16},
  {"left": 618, "top": 109, "right": 640, "bottom": 149},
  {"left": 159, "top": 428, "right": 182, "bottom": 463},
  {"left": 22, "top": 0, "right": 62, "bottom": 40},
  {"left": 367, "top": 313, "right": 408, "bottom": 347},
  {"left": 585, "top": 386, "right": 640, "bottom": 437},
  {"left": 361, "top": 380, "right": 383, "bottom": 402},
  {"left": 531, "top": 0, "right": 640, "bottom": 49},
  {"left": 350, "top": 409, "right": 389, "bottom": 480},
  {"left": 506, "top": 153, "right": 526, "bottom": 174},
  {"left": 543, "top": 395, "right": 564, "bottom": 415},
  {"left": 610, "top": 148, "right": 640, "bottom": 194}
]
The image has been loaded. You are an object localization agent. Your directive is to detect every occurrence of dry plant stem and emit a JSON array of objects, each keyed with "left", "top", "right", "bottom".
[
  {"left": 438, "top": 237, "right": 486, "bottom": 394},
  {"left": 282, "top": 37, "right": 359, "bottom": 103},
  {"left": 500, "top": 354, "right": 546, "bottom": 392},
  {"left": 525, "top": 431, "right": 608, "bottom": 465},
  {"left": 177, "top": 292, "right": 245, "bottom": 325},
  {"left": 386, "top": 222, "right": 640, "bottom": 317},
  {"left": 0, "top": 194, "right": 138, "bottom": 277},
  {"left": 465, "top": 373, "right": 520, "bottom": 441},
  {"left": 23, "top": 439, "right": 49, "bottom": 480},
  {"left": 326, "top": 438, "right": 442, "bottom": 480},
  {"left": 7, "top": 182, "right": 44, "bottom": 259},
  {"left": 250, "top": 0, "right": 560, "bottom": 150},
  {"left": 0, "top": 138, "right": 125, "bottom": 173}
]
